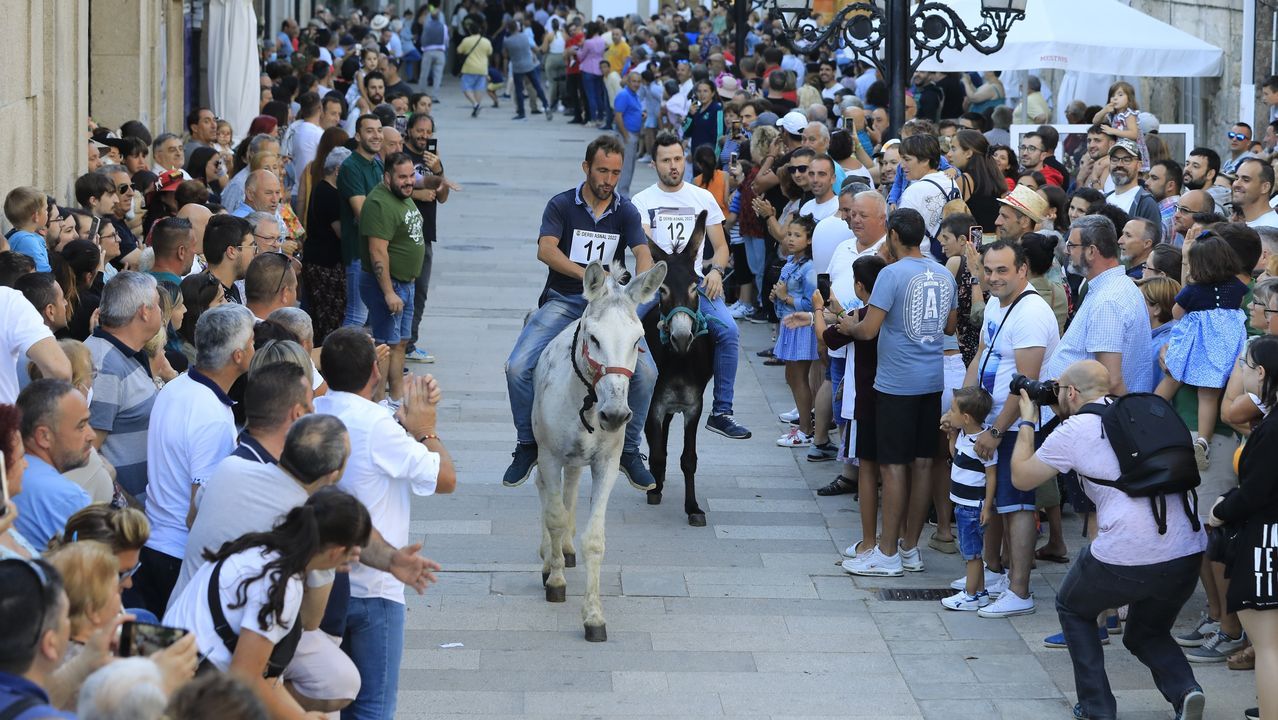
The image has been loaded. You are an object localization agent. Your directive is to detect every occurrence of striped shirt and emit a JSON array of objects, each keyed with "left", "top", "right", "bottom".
[
  {"left": 84, "top": 329, "right": 156, "bottom": 502},
  {"left": 949, "top": 429, "right": 996, "bottom": 507}
]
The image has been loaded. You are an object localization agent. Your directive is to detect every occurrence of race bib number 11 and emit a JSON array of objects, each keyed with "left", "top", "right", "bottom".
[{"left": 569, "top": 228, "right": 621, "bottom": 267}]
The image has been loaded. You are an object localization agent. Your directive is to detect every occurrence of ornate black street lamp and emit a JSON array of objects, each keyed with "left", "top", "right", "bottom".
[{"left": 763, "top": 0, "right": 1027, "bottom": 132}]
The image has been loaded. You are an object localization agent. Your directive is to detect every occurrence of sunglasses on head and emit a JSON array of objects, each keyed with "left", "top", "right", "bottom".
[{"left": 1228, "top": 132, "right": 1249, "bottom": 141}]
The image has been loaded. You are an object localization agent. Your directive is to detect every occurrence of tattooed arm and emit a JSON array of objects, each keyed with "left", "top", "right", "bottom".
[{"left": 368, "top": 235, "right": 403, "bottom": 314}]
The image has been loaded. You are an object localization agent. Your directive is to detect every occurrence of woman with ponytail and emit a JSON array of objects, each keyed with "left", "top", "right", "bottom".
[{"left": 163, "top": 487, "right": 371, "bottom": 720}]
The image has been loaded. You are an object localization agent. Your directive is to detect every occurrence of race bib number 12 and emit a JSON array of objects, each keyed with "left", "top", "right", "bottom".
[
  {"left": 569, "top": 228, "right": 620, "bottom": 267},
  {"left": 653, "top": 211, "right": 697, "bottom": 253}
]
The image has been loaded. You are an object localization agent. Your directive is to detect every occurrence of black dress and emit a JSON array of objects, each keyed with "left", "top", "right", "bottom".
[{"left": 1216, "top": 411, "right": 1278, "bottom": 612}]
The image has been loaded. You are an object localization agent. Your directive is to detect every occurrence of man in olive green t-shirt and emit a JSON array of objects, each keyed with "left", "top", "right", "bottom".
[{"left": 358, "top": 152, "right": 424, "bottom": 403}]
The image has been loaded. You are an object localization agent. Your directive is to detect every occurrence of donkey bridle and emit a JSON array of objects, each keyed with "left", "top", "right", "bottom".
[{"left": 569, "top": 322, "right": 636, "bottom": 433}]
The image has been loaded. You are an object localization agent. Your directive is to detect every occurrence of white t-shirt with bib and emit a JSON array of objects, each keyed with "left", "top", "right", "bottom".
[{"left": 630, "top": 183, "right": 725, "bottom": 277}]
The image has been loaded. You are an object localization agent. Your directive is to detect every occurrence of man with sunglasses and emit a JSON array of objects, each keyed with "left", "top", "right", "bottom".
[
  {"left": 96, "top": 165, "right": 143, "bottom": 269},
  {"left": 1172, "top": 189, "right": 1215, "bottom": 247},
  {"left": 1223, "top": 122, "right": 1257, "bottom": 177},
  {"left": 0, "top": 558, "right": 77, "bottom": 719}
]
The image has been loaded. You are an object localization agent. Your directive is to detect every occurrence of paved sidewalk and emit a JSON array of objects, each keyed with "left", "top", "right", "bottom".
[{"left": 397, "top": 86, "right": 1254, "bottom": 719}]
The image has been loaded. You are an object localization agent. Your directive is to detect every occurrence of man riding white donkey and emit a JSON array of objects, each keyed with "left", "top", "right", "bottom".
[{"left": 503, "top": 135, "right": 666, "bottom": 641}]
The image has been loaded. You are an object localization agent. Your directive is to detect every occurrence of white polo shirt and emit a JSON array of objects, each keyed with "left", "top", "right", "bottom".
[
  {"left": 631, "top": 182, "right": 725, "bottom": 278},
  {"left": 144, "top": 369, "right": 237, "bottom": 559},
  {"left": 312, "top": 390, "right": 440, "bottom": 604},
  {"left": 0, "top": 287, "right": 54, "bottom": 404},
  {"left": 835, "top": 235, "right": 885, "bottom": 421}
]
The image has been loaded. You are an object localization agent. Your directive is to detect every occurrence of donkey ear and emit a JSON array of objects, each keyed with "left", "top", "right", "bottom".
[
  {"left": 648, "top": 240, "right": 669, "bottom": 264},
  {"left": 626, "top": 261, "right": 667, "bottom": 305},
  {"left": 684, "top": 210, "right": 708, "bottom": 261},
  {"left": 583, "top": 261, "right": 608, "bottom": 301}
]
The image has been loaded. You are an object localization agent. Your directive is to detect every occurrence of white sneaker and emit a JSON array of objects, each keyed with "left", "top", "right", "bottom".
[
  {"left": 977, "top": 588, "right": 1035, "bottom": 618},
  {"left": 842, "top": 545, "right": 904, "bottom": 577},
  {"left": 775, "top": 427, "right": 812, "bottom": 447},
  {"left": 842, "top": 540, "right": 874, "bottom": 558},
  {"left": 950, "top": 568, "right": 1006, "bottom": 593},
  {"left": 729, "top": 301, "right": 750, "bottom": 319},
  {"left": 898, "top": 541, "right": 924, "bottom": 572},
  {"left": 942, "top": 590, "right": 990, "bottom": 611},
  {"left": 778, "top": 407, "right": 800, "bottom": 423},
  {"left": 985, "top": 572, "right": 1009, "bottom": 599}
]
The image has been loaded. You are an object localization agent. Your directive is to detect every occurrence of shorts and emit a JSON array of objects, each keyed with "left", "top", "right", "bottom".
[
  {"left": 954, "top": 504, "right": 985, "bottom": 561},
  {"left": 875, "top": 390, "right": 941, "bottom": 465},
  {"left": 729, "top": 243, "right": 753, "bottom": 287},
  {"left": 1035, "top": 472, "right": 1062, "bottom": 509},
  {"left": 282, "top": 630, "right": 361, "bottom": 702},
  {"left": 359, "top": 272, "right": 416, "bottom": 344},
  {"left": 854, "top": 415, "right": 877, "bottom": 462},
  {"left": 994, "top": 432, "right": 1036, "bottom": 514},
  {"left": 828, "top": 355, "right": 846, "bottom": 419},
  {"left": 461, "top": 73, "right": 487, "bottom": 92},
  {"left": 939, "top": 353, "right": 966, "bottom": 413}
]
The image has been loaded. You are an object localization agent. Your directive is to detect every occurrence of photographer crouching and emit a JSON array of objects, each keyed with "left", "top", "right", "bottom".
[{"left": 1010, "top": 359, "right": 1208, "bottom": 720}]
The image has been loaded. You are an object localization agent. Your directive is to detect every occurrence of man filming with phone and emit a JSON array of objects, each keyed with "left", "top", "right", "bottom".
[
  {"left": 1010, "top": 359, "right": 1208, "bottom": 720},
  {"left": 402, "top": 113, "right": 453, "bottom": 364}
]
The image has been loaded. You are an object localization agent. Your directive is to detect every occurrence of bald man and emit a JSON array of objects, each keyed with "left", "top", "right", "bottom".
[
  {"left": 231, "top": 170, "right": 283, "bottom": 219},
  {"left": 1011, "top": 359, "right": 1207, "bottom": 720},
  {"left": 176, "top": 203, "right": 212, "bottom": 271},
  {"left": 1171, "top": 188, "right": 1213, "bottom": 247},
  {"left": 380, "top": 127, "right": 403, "bottom": 161}
]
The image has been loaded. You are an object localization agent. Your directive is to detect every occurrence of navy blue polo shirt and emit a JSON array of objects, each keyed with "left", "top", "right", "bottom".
[{"left": 540, "top": 184, "right": 646, "bottom": 297}]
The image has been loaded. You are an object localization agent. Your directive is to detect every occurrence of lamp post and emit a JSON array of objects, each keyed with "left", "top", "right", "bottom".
[
  {"left": 713, "top": 0, "right": 771, "bottom": 68},
  {"left": 764, "top": 0, "right": 1027, "bottom": 133}
]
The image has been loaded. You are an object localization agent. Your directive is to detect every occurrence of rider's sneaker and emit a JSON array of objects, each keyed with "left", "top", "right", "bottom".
[
  {"left": 619, "top": 451, "right": 657, "bottom": 491},
  {"left": 706, "top": 413, "right": 751, "bottom": 439},
  {"left": 503, "top": 443, "right": 538, "bottom": 487}
]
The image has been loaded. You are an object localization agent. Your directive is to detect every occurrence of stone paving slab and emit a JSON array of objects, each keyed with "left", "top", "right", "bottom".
[{"left": 387, "top": 81, "right": 1258, "bottom": 719}]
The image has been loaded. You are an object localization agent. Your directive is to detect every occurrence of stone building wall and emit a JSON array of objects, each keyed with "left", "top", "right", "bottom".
[{"left": 0, "top": 0, "right": 182, "bottom": 209}]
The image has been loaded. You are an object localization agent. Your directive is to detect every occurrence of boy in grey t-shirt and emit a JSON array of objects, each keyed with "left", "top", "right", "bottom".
[{"left": 836, "top": 208, "right": 956, "bottom": 578}]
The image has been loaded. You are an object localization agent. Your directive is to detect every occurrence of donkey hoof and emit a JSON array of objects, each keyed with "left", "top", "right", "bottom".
[
  {"left": 563, "top": 552, "right": 576, "bottom": 568},
  {"left": 584, "top": 624, "right": 608, "bottom": 642},
  {"left": 647, "top": 492, "right": 662, "bottom": 505},
  {"left": 541, "top": 572, "right": 549, "bottom": 587},
  {"left": 545, "top": 585, "right": 567, "bottom": 603},
  {"left": 688, "top": 513, "right": 707, "bottom": 527}
]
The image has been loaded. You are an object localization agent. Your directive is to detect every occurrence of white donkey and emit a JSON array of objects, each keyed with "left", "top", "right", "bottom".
[{"left": 531, "top": 259, "right": 667, "bottom": 642}]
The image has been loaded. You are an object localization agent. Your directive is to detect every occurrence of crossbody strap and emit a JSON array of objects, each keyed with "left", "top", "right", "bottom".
[
  {"left": 977, "top": 289, "right": 1036, "bottom": 382},
  {"left": 206, "top": 558, "right": 241, "bottom": 655}
]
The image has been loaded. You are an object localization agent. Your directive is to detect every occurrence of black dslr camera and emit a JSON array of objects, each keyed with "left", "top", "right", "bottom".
[{"left": 1009, "top": 373, "right": 1059, "bottom": 405}]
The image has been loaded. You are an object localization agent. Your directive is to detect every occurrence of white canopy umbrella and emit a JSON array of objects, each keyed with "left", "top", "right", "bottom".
[
  {"left": 914, "top": 0, "right": 1223, "bottom": 77},
  {"left": 207, "top": 0, "right": 261, "bottom": 144}
]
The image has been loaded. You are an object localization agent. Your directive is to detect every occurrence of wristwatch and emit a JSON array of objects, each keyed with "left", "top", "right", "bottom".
[
  {"left": 709, "top": 264, "right": 726, "bottom": 276},
  {"left": 988, "top": 426, "right": 1004, "bottom": 439}
]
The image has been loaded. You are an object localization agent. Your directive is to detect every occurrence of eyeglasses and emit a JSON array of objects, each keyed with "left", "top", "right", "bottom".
[
  {"left": 1111, "top": 155, "right": 1138, "bottom": 165},
  {"left": 254, "top": 232, "right": 282, "bottom": 249},
  {"left": 1018, "top": 145, "right": 1042, "bottom": 153},
  {"left": 0, "top": 559, "right": 52, "bottom": 648},
  {"left": 789, "top": 165, "right": 809, "bottom": 174},
  {"left": 1228, "top": 132, "right": 1249, "bottom": 141},
  {"left": 1174, "top": 204, "right": 1202, "bottom": 214},
  {"left": 1250, "top": 300, "right": 1278, "bottom": 317},
  {"left": 270, "top": 252, "right": 299, "bottom": 297},
  {"left": 118, "top": 560, "right": 142, "bottom": 585}
]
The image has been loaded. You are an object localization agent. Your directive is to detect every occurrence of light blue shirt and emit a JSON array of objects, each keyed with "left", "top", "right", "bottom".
[
  {"left": 13, "top": 455, "right": 90, "bottom": 551},
  {"left": 9, "top": 230, "right": 50, "bottom": 272},
  {"left": 1043, "top": 265, "right": 1155, "bottom": 393},
  {"left": 868, "top": 255, "right": 957, "bottom": 395}
]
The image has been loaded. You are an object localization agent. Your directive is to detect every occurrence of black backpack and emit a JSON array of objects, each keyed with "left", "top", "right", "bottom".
[{"left": 1076, "top": 393, "right": 1201, "bottom": 535}]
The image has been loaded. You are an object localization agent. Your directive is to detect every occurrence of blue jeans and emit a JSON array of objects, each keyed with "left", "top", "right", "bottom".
[
  {"left": 699, "top": 286, "right": 738, "bottom": 416},
  {"left": 340, "top": 597, "right": 405, "bottom": 720},
  {"left": 581, "top": 72, "right": 605, "bottom": 122},
  {"left": 514, "top": 67, "right": 550, "bottom": 116},
  {"left": 1056, "top": 546, "right": 1202, "bottom": 720},
  {"left": 343, "top": 260, "right": 368, "bottom": 327},
  {"left": 505, "top": 289, "right": 656, "bottom": 452},
  {"left": 358, "top": 272, "right": 415, "bottom": 344},
  {"left": 742, "top": 236, "right": 766, "bottom": 303}
]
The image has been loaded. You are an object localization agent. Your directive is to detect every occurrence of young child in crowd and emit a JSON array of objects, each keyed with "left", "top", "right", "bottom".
[
  {"left": 773, "top": 215, "right": 818, "bottom": 448},
  {"left": 940, "top": 385, "right": 997, "bottom": 611},
  {"left": 1094, "top": 80, "right": 1148, "bottom": 172},
  {"left": 817, "top": 254, "right": 886, "bottom": 567},
  {"left": 1156, "top": 236, "right": 1249, "bottom": 469}
]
